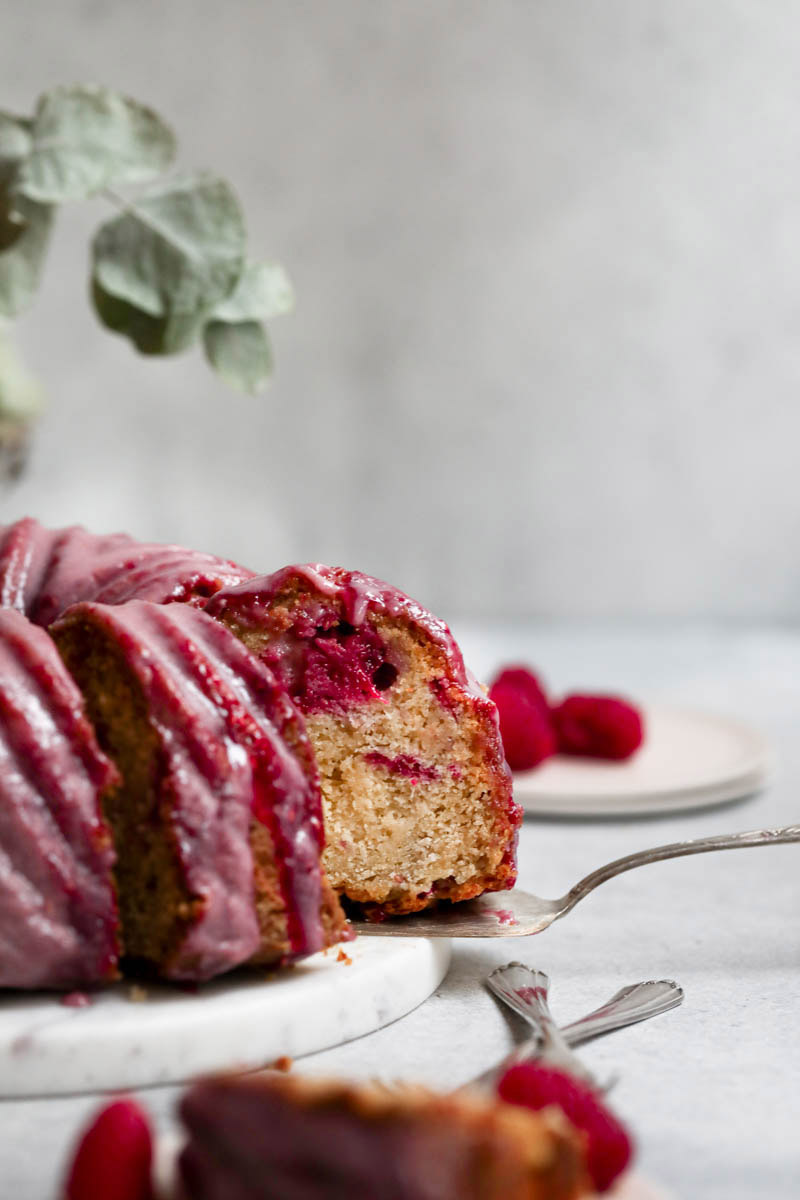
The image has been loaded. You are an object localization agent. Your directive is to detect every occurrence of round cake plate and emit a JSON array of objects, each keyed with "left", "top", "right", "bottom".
[
  {"left": 0, "top": 936, "right": 451, "bottom": 1098},
  {"left": 514, "top": 705, "right": 772, "bottom": 817}
]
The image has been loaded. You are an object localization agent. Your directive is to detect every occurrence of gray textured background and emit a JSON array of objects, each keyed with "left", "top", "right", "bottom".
[{"left": 2, "top": 1, "right": 800, "bottom": 621}]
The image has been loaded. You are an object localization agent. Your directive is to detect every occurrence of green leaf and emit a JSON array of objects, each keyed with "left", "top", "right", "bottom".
[
  {"left": 212, "top": 261, "right": 294, "bottom": 322},
  {"left": 0, "top": 112, "right": 32, "bottom": 163},
  {"left": 91, "top": 172, "right": 246, "bottom": 355},
  {"left": 203, "top": 320, "right": 273, "bottom": 394},
  {"left": 0, "top": 187, "right": 54, "bottom": 316},
  {"left": 0, "top": 169, "right": 27, "bottom": 253},
  {"left": 0, "top": 331, "right": 43, "bottom": 420},
  {"left": 91, "top": 280, "right": 205, "bottom": 356},
  {"left": 15, "top": 84, "right": 176, "bottom": 203}
]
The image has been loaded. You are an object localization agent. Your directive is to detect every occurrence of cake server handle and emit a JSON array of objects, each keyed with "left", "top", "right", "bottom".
[{"left": 353, "top": 824, "right": 800, "bottom": 938}]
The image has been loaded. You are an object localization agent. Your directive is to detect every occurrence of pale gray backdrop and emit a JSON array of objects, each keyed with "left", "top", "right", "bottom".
[{"left": 2, "top": 1, "right": 799, "bottom": 621}]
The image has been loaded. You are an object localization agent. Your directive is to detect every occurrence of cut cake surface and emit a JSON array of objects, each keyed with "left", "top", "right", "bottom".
[{"left": 206, "top": 564, "right": 521, "bottom": 915}]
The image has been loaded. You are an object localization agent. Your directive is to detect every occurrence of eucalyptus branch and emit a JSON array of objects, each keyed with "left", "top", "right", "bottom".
[{"left": 0, "top": 84, "right": 294, "bottom": 426}]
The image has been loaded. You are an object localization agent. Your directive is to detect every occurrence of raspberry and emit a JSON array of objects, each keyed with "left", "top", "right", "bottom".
[
  {"left": 489, "top": 679, "right": 556, "bottom": 771},
  {"left": 551, "top": 694, "right": 643, "bottom": 761},
  {"left": 497, "top": 1061, "right": 633, "bottom": 1193},
  {"left": 63, "top": 1097, "right": 154, "bottom": 1200},
  {"left": 489, "top": 666, "right": 550, "bottom": 714}
]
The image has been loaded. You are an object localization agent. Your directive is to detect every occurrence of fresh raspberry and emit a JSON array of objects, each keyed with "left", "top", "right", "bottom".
[
  {"left": 497, "top": 1061, "right": 633, "bottom": 1193},
  {"left": 551, "top": 694, "right": 643, "bottom": 761},
  {"left": 63, "top": 1097, "right": 154, "bottom": 1200},
  {"left": 489, "top": 666, "right": 550, "bottom": 714},
  {"left": 489, "top": 679, "right": 556, "bottom": 771}
]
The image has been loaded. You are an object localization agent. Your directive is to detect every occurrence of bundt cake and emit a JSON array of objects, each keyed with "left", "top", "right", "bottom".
[
  {"left": 0, "top": 609, "right": 120, "bottom": 988},
  {"left": 0, "top": 516, "right": 253, "bottom": 626},
  {"left": 178, "top": 1073, "right": 591, "bottom": 1200},
  {"left": 205, "top": 565, "right": 521, "bottom": 915},
  {"left": 0, "top": 517, "right": 518, "bottom": 987},
  {"left": 51, "top": 600, "right": 349, "bottom": 981}
]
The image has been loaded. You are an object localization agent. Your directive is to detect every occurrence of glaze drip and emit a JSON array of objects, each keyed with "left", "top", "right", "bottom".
[{"left": 0, "top": 609, "right": 119, "bottom": 988}]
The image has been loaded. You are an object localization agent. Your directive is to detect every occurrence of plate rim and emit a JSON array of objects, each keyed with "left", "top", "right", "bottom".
[{"left": 0, "top": 936, "right": 452, "bottom": 1098}]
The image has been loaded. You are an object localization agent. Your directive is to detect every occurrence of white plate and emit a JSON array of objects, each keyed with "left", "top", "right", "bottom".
[
  {"left": 514, "top": 705, "right": 772, "bottom": 817},
  {"left": 0, "top": 936, "right": 451, "bottom": 1098}
]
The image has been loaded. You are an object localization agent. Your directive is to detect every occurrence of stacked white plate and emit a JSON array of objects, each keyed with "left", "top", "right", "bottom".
[{"left": 513, "top": 705, "right": 772, "bottom": 817}]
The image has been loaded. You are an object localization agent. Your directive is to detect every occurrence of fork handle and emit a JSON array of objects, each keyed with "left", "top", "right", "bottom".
[
  {"left": 486, "top": 965, "right": 600, "bottom": 1087},
  {"left": 560, "top": 979, "right": 684, "bottom": 1042},
  {"left": 476, "top": 971, "right": 684, "bottom": 1092}
]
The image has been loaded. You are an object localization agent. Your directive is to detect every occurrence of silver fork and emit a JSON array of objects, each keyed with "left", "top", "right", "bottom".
[
  {"left": 351, "top": 824, "right": 800, "bottom": 938},
  {"left": 473, "top": 966, "right": 683, "bottom": 1091}
]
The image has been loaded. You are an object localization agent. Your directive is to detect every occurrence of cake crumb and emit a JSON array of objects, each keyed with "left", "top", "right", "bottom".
[
  {"left": 337, "top": 948, "right": 353, "bottom": 965},
  {"left": 128, "top": 984, "right": 149, "bottom": 1003}
]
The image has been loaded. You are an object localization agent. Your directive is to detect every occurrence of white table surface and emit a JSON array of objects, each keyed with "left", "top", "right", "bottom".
[{"left": 3, "top": 623, "right": 799, "bottom": 1199}]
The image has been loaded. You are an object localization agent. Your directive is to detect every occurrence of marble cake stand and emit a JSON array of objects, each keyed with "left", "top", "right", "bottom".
[{"left": 0, "top": 936, "right": 451, "bottom": 1097}]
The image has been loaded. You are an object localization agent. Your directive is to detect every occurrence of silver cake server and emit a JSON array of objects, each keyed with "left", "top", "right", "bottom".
[{"left": 352, "top": 824, "right": 800, "bottom": 938}]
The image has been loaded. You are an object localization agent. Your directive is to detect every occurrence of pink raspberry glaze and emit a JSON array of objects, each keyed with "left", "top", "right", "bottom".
[
  {"left": 205, "top": 564, "right": 469, "bottom": 717},
  {"left": 51, "top": 601, "right": 331, "bottom": 979},
  {"left": 0, "top": 609, "right": 120, "bottom": 988},
  {"left": 0, "top": 517, "right": 254, "bottom": 627}
]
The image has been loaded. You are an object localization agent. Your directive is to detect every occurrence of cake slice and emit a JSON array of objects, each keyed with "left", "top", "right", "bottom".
[
  {"left": 0, "top": 516, "right": 254, "bottom": 626},
  {"left": 51, "top": 600, "right": 349, "bottom": 982},
  {"left": 178, "top": 1073, "right": 591, "bottom": 1199},
  {"left": 0, "top": 609, "right": 120, "bottom": 988},
  {"left": 205, "top": 565, "right": 520, "bottom": 915}
]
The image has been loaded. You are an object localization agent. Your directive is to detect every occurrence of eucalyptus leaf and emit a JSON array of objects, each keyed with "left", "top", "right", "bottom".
[
  {"left": 0, "top": 112, "right": 32, "bottom": 162},
  {"left": 92, "top": 280, "right": 205, "bottom": 356},
  {"left": 15, "top": 85, "right": 176, "bottom": 203},
  {"left": 212, "top": 261, "right": 294, "bottom": 322},
  {"left": 203, "top": 319, "right": 273, "bottom": 394},
  {"left": 0, "top": 190, "right": 54, "bottom": 316},
  {"left": 92, "top": 172, "right": 246, "bottom": 351},
  {"left": 0, "top": 331, "right": 43, "bottom": 420}
]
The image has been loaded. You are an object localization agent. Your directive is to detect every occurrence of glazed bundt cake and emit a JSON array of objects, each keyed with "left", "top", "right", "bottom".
[
  {"left": 0, "top": 609, "right": 120, "bottom": 988},
  {"left": 178, "top": 1073, "right": 591, "bottom": 1200},
  {"left": 0, "top": 518, "right": 518, "bottom": 987},
  {"left": 205, "top": 565, "right": 521, "bottom": 915},
  {"left": 51, "top": 600, "right": 349, "bottom": 981},
  {"left": 0, "top": 517, "right": 253, "bottom": 626}
]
